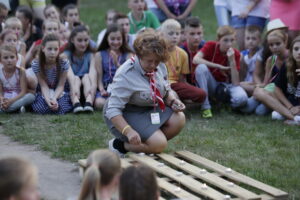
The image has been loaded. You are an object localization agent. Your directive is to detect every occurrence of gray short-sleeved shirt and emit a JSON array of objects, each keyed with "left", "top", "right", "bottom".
[{"left": 105, "top": 56, "right": 171, "bottom": 120}]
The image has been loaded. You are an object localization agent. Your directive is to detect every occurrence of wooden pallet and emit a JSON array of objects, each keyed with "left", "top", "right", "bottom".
[{"left": 78, "top": 151, "right": 288, "bottom": 200}]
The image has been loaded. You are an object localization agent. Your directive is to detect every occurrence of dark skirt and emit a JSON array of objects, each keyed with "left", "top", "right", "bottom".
[
  {"left": 31, "top": 92, "right": 72, "bottom": 114},
  {"left": 104, "top": 103, "right": 173, "bottom": 142}
]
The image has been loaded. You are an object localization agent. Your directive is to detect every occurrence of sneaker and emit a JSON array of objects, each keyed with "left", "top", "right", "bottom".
[
  {"left": 83, "top": 102, "right": 94, "bottom": 112},
  {"left": 108, "top": 138, "right": 125, "bottom": 158},
  {"left": 202, "top": 109, "right": 213, "bottom": 118},
  {"left": 73, "top": 102, "right": 84, "bottom": 113},
  {"left": 19, "top": 106, "right": 26, "bottom": 113},
  {"left": 271, "top": 111, "right": 285, "bottom": 120}
]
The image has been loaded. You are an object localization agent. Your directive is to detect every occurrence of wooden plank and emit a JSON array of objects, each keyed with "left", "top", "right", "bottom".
[
  {"left": 157, "top": 177, "right": 201, "bottom": 200},
  {"left": 130, "top": 154, "right": 226, "bottom": 200},
  {"left": 176, "top": 151, "right": 288, "bottom": 199},
  {"left": 158, "top": 153, "right": 260, "bottom": 200}
]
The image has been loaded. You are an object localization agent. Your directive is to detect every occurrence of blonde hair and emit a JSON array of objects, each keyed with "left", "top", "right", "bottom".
[
  {"left": 78, "top": 149, "right": 121, "bottom": 200},
  {"left": 4, "top": 17, "right": 22, "bottom": 29},
  {"left": 0, "top": 157, "right": 37, "bottom": 199},
  {"left": 42, "top": 19, "right": 60, "bottom": 31},
  {"left": 267, "top": 29, "right": 288, "bottom": 46},
  {"left": 0, "top": 44, "right": 18, "bottom": 58},
  {"left": 161, "top": 19, "right": 181, "bottom": 33},
  {"left": 217, "top": 25, "right": 235, "bottom": 41},
  {"left": 134, "top": 29, "right": 170, "bottom": 62}
]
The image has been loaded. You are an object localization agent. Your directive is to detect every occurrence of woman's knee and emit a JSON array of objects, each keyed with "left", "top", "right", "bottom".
[
  {"left": 147, "top": 136, "right": 167, "bottom": 154},
  {"left": 167, "top": 112, "right": 186, "bottom": 128}
]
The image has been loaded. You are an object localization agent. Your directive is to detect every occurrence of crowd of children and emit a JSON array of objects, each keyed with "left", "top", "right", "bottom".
[
  {"left": 0, "top": 0, "right": 300, "bottom": 199},
  {"left": 0, "top": 0, "right": 299, "bottom": 122}
]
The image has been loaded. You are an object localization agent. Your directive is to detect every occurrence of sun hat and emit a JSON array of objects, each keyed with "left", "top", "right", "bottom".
[{"left": 266, "top": 18, "right": 288, "bottom": 34}]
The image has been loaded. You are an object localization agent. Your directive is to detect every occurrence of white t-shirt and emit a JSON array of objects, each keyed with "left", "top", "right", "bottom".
[
  {"left": 231, "top": 0, "right": 270, "bottom": 18},
  {"left": 145, "top": 0, "right": 158, "bottom": 9}
]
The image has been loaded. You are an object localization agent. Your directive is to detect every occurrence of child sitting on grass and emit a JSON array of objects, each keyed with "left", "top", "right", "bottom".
[
  {"left": 0, "top": 45, "right": 35, "bottom": 113},
  {"left": 160, "top": 19, "right": 206, "bottom": 108},
  {"left": 31, "top": 34, "right": 72, "bottom": 114}
]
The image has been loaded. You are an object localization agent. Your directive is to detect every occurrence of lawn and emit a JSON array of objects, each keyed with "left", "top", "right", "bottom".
[{"left": 0, "top": 0, "right": 299, "bottom": 199}]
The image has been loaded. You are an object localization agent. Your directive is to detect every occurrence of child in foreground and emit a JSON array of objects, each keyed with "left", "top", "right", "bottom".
[{"left": 0, "top": 156, "right": 40, "bottom": 200}]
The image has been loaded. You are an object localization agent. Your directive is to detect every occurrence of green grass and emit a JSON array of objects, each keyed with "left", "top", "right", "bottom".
[{"left": 1, "top": 0, "right": 300, "bottom": 199}]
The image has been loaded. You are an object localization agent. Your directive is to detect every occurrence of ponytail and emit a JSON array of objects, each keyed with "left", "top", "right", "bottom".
[
  {"left": 78, "top": 165, "right": 101, "bottom": 200},
  {"left": 77, "top": 149, "right": 121, "bottom": 200}
]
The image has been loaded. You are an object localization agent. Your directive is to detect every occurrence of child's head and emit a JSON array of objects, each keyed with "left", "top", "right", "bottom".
[
  {"left": 128, "top": 0, "right": 145, "bottom": 15},
  {"left": 0, "top": 157, "right": 39, "bottom": 200},
  {"left": 184, "top": 16, "right": 203, "bottom": 48},
  {"left": 0, "top": 30, "right": 18, "bottom": 47},
  {"left": 105, "top": 9, "right": 117, "bottom": 26},
  {"left": 42, "top": 19, "right": 60, "bottom": 36},
  {"left": 114, "top": 13, "right": 130, "bottom": 35},
  {"left": 44, "top": 4, "right": 60, "bottom": 21},
  {"left": 4, "top": 17, "right": 23, "bottom": 38},
  {"left": 161, "top": 19, "right": 181, "bottom": 48},
  {"left": 217, "top": 25, "right": 236, "bottom": 52},
  {"left": 78, "top": 149, "right": 121, "bottom": 200},
  {"left": 286, "top": 36, "right": 300, "bottom": 85},
  {"left": 59, "top": 23, "right": 70, "bottom": 42},
  {"left": 40, "top": 34, "right": 60, "bottom": 65},
  {"left": 68, "top": 25, "right": 91, "bottom": 54},
  {"left": 120, "top": 165, "right": 159, "bottom": 200},
  {"left": 245, "top": 25, "right": 261, "bottom": 51},
  {"left": 0, "top": 3, "right": 8, "bottom": 24},
  {"left": 62, "top": 4, "right": 80, "bottom": 27},
  {"left": 16, "top": 6, "right": 33, "bottom": 30},
  {"left": 98, "top": 23, "right": 130, "bottom": 53},
  {"left": 267, "top": 29, "right": 287, "bottom": 56},
  {"left": 0, "top": 45, "right": 18, "bottom": 69}
]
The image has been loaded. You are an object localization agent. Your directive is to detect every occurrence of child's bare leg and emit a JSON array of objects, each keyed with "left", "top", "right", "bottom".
[
  {"left": 71, "top": 76, "right": 82, "bottom": 104},
  {"left": 82, "top": 74, "right": 94, "bottom": 104}
]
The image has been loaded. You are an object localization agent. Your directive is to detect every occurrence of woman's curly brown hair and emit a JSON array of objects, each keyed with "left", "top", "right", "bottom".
[{"left": 134, "top": 29, "right": 170, "bottom": 62}]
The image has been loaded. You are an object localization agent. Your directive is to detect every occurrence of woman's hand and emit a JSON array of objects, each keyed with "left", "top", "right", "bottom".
[
  {"left": 126, "top": 129, "right": 141, "bottom": 145},
  {"left": 170, "top": 99, "right": 186, "bottom": 112}
]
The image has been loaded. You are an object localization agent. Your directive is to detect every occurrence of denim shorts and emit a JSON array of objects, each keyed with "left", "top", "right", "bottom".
[{"left": 231, "top": 15, "right": 267, "bottom": 29}]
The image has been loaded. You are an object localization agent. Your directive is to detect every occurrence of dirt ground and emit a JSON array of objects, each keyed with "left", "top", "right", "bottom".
[{"left": 0, "top": 133, "right": 81, "bottom": 200}]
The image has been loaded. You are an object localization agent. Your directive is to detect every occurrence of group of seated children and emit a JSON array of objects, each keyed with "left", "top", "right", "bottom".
[{"left": 0, "top": 0, "right": 299, "bottom": 125}]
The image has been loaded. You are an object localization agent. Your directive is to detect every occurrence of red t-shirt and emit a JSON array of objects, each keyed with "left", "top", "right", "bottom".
[{"left": 200, "top": 41, "right": 240, "bottom": 82}]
